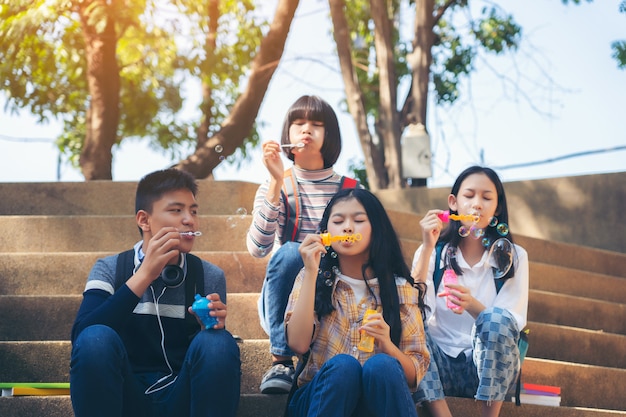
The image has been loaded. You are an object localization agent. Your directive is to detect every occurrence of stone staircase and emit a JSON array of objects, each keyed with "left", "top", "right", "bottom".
[{"left": 0, "top": 180, "right": 625, "bottom": 417}]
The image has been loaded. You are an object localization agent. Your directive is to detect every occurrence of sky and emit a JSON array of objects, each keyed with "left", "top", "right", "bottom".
[{"left": 1, "top": 0, "right": 625, "bottom": 188}]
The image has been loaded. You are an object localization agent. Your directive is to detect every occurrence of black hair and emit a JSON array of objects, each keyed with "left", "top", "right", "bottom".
[
  {"left": 135, "top": 168, "right": 198, "bottom": 235},
  {"left": 439, "top": 165, "right": 516, "bottom": 280},
  {"left": 314, "top": 188, "right": 426, "bottom": 348},
  {"left": 280, "top": 95, "right": 342, "bottom": 168}
]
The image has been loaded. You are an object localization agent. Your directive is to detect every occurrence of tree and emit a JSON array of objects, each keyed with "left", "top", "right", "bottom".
[
  {"left": 612, "top": 0, "right": 626, "bottom": 69},
  {"left": 0, "top": 0, "right": 299, "bottom": 180},
  {"left": 328, "top": 0, "right": 595, "bottom": 191}
]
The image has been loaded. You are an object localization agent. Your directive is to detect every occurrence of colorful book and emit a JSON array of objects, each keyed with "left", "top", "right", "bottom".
[
  {"left": 523, "top": 383, "right": 561, "bottom": 395},
  {"left": 0, "top": 382, "right": 70, "bottom": 397},
  {"left": 514, "top": 392, "right": 561, "bottom": 407}
]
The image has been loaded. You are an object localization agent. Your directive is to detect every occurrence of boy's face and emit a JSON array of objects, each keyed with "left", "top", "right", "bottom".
[{"left": 139, "top": 189, "right": 199, "bottom": 254}]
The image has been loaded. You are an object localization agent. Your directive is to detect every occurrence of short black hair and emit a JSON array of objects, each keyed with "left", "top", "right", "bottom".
[
  {"left": 135, "top": 168, "right": 198, "bottom": 214},
  {"left": 280, "top": 95, "right": 342, "bottom": 168}
]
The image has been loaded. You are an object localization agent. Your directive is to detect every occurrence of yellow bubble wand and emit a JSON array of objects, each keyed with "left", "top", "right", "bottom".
[{"left": 320, "top": 232, "right": 362, "bottom": 246}]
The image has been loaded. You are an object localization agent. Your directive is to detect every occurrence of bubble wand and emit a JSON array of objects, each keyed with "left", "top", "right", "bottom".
[
  {"left": 320, "top": 232, "right": 362, "bottom": 246},
  {"left": 180, "top": 231, "right": 202, "bottom": 237},
  {"left": 280, "top": 143, "right": 305, "bottom": 149},
  {"left": 437, "top": 211, "right": 480, "bottom": 223}
]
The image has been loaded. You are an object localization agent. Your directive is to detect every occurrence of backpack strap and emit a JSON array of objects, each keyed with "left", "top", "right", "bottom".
[
  {"left": 280, "top": 168, "right": 360, "bottom": 244},
  {"left": 432, "top": 241, "right": 446, "bottom": 293},
  {"left": 281, "top": 168, "right": 300, "bottom": 244}
]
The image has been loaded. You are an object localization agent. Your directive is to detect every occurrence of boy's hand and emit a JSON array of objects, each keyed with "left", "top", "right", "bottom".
[
  {"left": 141, "top": 227, "right": 181, "bottom": 280},
  {"left": 188, "top": 293, "right": 227, "bottom": 329}
]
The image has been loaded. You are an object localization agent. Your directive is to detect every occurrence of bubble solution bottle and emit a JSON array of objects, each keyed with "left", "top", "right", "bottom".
[
  {"left": 358, "top": 309, "right": 378, "bottom": 352},
  {"left": 191, "top": 294, "right": 218, "bottom": 329}
]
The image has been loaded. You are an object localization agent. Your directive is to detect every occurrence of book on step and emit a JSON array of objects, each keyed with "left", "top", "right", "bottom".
[
  {"left": 0, "top": 382, "right": 70, "bottom": 397},
  {"left": 511, "top": 383, "right": 561, "bottom": 407}
]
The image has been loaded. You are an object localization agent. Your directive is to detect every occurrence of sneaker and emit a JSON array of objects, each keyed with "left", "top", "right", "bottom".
[{"left": 259, "top": 363, "right": 295, "bottom": 394}]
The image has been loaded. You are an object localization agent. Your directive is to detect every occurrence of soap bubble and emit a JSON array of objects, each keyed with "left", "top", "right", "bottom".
[
  {"left": 489, "top": 216, "right": 498, "bottom": 227},
  {"left": 472, "top": 227, "right": 485, "bottom": 239},
  {"left": 219, "top": 155, "right": 226, "bottom": 161},
  {"left": 458, "top": 226, "right": 470, "bottom": 237},
  {"left": 215, "top": 145, "right": 223, "bottom": 153},
  {"left": 496, "top": 223, "right": 509, "bottom": 236},
  {"left": 481, "top": 237, "right": 491, "bottom": 248},
  {"left": 488, "top": 238, "right": 516, "bottom": 279},
  {"left": 236, "top": 207, "right": 247, "bottom": 218}
]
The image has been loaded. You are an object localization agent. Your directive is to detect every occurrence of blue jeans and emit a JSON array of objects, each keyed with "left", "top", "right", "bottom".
[
  {"left": 257, "top": 242, "right": 303, "bottom": 357},
  {"left": 413, "top": 307, "right": 521, "bottom": 403},
  {"left": 70, "top": 324, "right": 241, "bottom": 417},
  {"left": 288, "top": 354, "right": 418, "bottom": 417}
]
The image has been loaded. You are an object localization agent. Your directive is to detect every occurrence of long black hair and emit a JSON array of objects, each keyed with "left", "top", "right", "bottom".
[
  {"left": 314, "top": 188, "right": 426, "bottom": 347},
  {"left": 439, "top": 166, "right": 516, "bottom": 280}
]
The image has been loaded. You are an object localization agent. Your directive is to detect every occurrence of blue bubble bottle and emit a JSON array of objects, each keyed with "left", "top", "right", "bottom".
[{"left": 192, "top": 294, "right": 218, "bottom": 329}]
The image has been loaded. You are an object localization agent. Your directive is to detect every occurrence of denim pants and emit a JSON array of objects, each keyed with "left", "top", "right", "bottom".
[
  {"left": 257, "top": 242, "right": 303, "bottom": 357},
  {"left": 287, "top": 354, "right": 418, "bottom": 417},
  {"left": 413, "top": 307, "right": 521, "bottom": 404},
  {"left": 70, "top": 324, "right": 241, "bottom": 417}
]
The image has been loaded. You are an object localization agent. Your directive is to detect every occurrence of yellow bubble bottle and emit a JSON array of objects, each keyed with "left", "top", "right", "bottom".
[{"left": 358, "top": 309, "right": 378, "bottom": 352}]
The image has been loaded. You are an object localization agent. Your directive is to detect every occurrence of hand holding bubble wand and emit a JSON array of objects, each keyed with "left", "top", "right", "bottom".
[{"left": 319, "top": 232, "right": 362, "bottom": 246}]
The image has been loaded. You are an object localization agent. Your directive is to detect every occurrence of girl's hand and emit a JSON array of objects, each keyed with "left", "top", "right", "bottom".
[
  {"left": 298, "top": 234, "right": 326, "bottom": 275},
  {"left": 262, "top": 141, "right": 284, "bottom": 181},
  {"left": 438, "top": 283, "right": 485, "bottom": 316},
  {"left": 359, "top": 312, "right": 393, "bottom": 351},
  {"left": 420, "top": 210, "right": 444, "bottom": 249}
]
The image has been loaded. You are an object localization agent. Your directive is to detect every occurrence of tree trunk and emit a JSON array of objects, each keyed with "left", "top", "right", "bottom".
[
  {"left": 196, "top": 0, "right": 219, "bottom": 148},
  {"left": 78, "top": 2, "right": 120, "bottom": 180},
  {"left": 407, "top": 0, "right": 435, "bottom": 126},
  {"left": 176, "top": 0, "right": 300, "bottom": 179},
  {"left": 328, "top": 0, "right": 385, "bottom": 192},
  {"left": 370, "top": 0, "right": 402, "bottom": 189}
]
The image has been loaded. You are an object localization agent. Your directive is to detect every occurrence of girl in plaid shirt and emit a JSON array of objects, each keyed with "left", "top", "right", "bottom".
[{"left": 284, "top": 188, "right": 430, "bottom": 417}]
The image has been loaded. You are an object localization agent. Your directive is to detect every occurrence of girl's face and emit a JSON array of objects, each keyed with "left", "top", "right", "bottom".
[
  {"left": 288, "top": 118, "right": 325, "bottom": 155},
  {"left": 327, "top": 197, "right": 371, "bottom": 258},
  {"left": 449, "top": 173, "right": 498, "bottom": 229}
]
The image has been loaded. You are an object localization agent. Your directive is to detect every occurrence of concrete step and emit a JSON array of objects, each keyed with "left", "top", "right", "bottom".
[
  {"left": 0, "top": 215, "right": 251, "bottom": 253},
  {"left": 3, "top": 211, "right": 625, "bottom": 281},
  {"left": 526, "top": 322, "right": 626, "bottom": 368},
  {"left": 528, "top": 290, "right": 626, "bottom": 335},
  {"left": 530, "top": 262, "right": 626, "bottom": 304},
  {"left": 1, "top": 340, "right": 625, "bottom": 411},
  {"left": 3, "top": 251, "right": 625, "bottom": 302},
  {"left": 0, "top": 180, "right": 259, "bottom": 216},
  {"left": 0, "top": 293, "right": 266, "bottom": 342},
  {"left": 4, "top": 287, "right": 626, "bottom": 341},
  {"left": 3, "top": 394, "right": 626, "bottom": 417},
  {"left": 0, "top": 252, "right": 268, "bottom": 296}
]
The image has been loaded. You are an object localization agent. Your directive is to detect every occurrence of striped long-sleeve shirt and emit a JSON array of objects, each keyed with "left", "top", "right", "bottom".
[{"left": 246, "top": 167, "right": 346, "bottom": 258}]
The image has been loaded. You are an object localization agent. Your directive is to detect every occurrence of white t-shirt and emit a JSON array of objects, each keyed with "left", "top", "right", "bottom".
[{"left": 411, "top": 242, "right": 529, "bottom": 358}]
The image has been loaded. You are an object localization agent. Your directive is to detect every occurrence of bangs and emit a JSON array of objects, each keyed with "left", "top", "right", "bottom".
[{"left": 287, "top": 98, "right": 325, "bottom": 123}]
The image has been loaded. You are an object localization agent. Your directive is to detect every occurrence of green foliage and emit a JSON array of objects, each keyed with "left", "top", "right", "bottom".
[
  {"left": 612, "top": 41, "right": 626, "bottom": 69},
  {"left": 347, "top": 157, "right": 369, "bottom": 190},
  {"left": 613, "top": 1, "right": 626, "bottom": 70},
  {"left": 0, "top": 0, "right": 267, "bottom": 169}
]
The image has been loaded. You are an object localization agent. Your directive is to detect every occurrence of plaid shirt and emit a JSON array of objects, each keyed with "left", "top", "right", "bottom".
[{"left": 285, "top": 273, "right": 430, "bottom": 390}]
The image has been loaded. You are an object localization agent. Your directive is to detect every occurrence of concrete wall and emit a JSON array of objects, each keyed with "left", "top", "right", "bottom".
[{"left": 375, "top": 171, "right": 626, "bottom": 254}]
